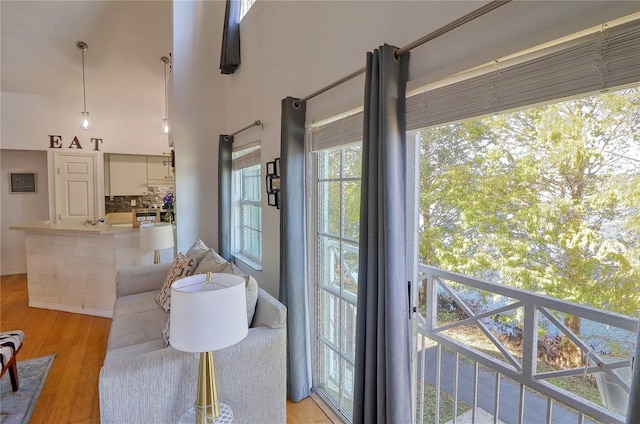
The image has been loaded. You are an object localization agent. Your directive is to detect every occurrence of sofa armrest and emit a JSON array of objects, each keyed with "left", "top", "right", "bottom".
[
  {"left": 99, "top": 326, "right": 287, "bottom": 424},
  {"left": 216, "top": 326, "right": 287, "bottom": 424},
  {"left": 252, "top": 288, "right": 287, "bottom": 329},
  {"left": 116, "top": 263, "right": 171, "bottom": 298},
  {"left": 99, "top": 347, "right": 197, "bottom": 424}
]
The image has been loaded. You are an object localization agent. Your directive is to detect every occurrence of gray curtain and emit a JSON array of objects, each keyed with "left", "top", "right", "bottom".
[
  {"left": 279, "top": 96, "right": 311, "bottom": 402},
  {"left": 218, "top": 135, "right": 233, "bottom": 260},
  {"left": 627, "top": 330, "right": 640, "bottom": 423},
  {"left": 219, "top": 0, "right": 241, "bottom": 74},
  {"left": 353, "top": 44, "right": 412, "bottom": 424}
]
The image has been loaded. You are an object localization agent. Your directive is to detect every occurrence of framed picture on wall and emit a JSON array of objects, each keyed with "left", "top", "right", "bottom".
[
  {"left": 266, "top": 161, "right": 276, "bottom": 176},
  {"left": 268, "top": 176, "right": 280, "bottom": 192},
  {"left": 10, "top": 173, "right": 37, "bottom": 193},
  {"left": 268, "top": 191, "right": 277, "bottom": 206}
]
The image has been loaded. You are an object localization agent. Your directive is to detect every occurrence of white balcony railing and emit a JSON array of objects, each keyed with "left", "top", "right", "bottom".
[{"left": 416, "top": 265, "right": 638, "bottom": 424}]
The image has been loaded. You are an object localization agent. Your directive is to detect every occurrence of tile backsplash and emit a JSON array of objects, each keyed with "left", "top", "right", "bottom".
[{"left": 105, "top": 186, "right": 174, "bottom": 213}]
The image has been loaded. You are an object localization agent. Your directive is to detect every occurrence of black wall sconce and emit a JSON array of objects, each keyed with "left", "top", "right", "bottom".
[{"left": 266, "top": 158, "right": 280, "bottom": 209}]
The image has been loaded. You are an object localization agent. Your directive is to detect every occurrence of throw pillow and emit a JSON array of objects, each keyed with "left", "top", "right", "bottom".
[
  {"left": 230, "top": 264, "right": 259, "bottom": 326},
  {"left": 184, "top": 238, "right": 210, "bottom": 266},
  {"left": 156, "top": 253, "right": 197, "bottom": 312},
  {"left": 194, "top": 248, "right": 233, "bottom": 275},
  {"left": 244, "top": 274, "right": 259, "bottom": 326}
]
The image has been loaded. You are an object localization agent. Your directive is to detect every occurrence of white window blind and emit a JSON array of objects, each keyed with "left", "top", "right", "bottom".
[
  {"left": 310, "top": 111, "right": 363, "bottom": 152},
  {"left": 310, "top": 19, "right": 639, "bottom": 144},
  {"left": 232, "top": 142, "right": 261, "bottom": 171},
  {"left": 406, "top": 20, "right": 640, "bottom": 130}
]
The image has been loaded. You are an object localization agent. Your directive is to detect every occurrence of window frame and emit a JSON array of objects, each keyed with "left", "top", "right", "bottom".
[
  {"left": 308, "top": 142, "right": 363, "bottom": 423},
  {"left": 232, "top": 144, "right": 262, "bottom": 270}
]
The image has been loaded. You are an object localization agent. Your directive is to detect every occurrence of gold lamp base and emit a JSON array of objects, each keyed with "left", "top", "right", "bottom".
[
  {"left": 196, "top": 351, "right": 220, "bottom": 424},
  {"left": 153, "top": 249, "right": 161, "bottom": 264}
]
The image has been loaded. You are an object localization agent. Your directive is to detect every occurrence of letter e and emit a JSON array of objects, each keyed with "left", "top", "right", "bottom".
[{"left": 49, "top": 135, "right": 63, "bottom": 148}]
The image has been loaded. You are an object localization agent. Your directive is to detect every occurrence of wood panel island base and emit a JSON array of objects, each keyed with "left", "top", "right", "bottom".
[{"left": 10, "top": 222, "right": 169, "bottom": 318}]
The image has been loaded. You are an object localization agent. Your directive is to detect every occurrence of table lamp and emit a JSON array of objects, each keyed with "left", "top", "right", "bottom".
[
  {"left": 170, "top": 272, "right": 248, "bottom": 424},
  {"left": 139, "top": 223, "right": 174, "bottom": 264}
]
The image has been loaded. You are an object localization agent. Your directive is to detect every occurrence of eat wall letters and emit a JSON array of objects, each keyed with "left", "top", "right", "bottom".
[{"left": 49, "top": 135, "right": 103, "bottom": 151}]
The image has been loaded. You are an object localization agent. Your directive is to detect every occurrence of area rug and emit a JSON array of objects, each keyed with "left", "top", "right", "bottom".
[{"left": 0, "top": 354, "right": 55, "bottom": 424}]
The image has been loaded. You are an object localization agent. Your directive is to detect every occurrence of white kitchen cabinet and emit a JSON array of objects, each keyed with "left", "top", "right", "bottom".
[
  {"left": 147, "top": 155, "right": 173, "bottom": 184},
  {"left": 109, "top": 154, "right": 148, "bottom": 195}
]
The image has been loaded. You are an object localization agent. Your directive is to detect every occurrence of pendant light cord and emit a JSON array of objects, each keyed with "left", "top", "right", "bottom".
[
  {"left": 161, "top": 56, "right": 170, "bottom": 121},
  {"left": 82, "top": 48, "right": 87, "bottom": 114},
  {"left": 78, "top": 41, "right": 88, "bottom": 117},
  {"left": 164, "top": 61, "right": 168, "bottom": 120}
]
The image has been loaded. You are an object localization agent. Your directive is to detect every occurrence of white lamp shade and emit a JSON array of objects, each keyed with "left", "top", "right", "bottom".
[
  {"left": 139, "top": 223, "right": 174, "bottom": 251},
  {"left": 170, "top": 273, "right": 248, "bottom": 352}
]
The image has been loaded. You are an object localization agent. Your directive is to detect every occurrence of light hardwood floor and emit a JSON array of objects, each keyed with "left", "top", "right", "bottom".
[{"left": 1, "top": 273, "right": 334, "bottom": 424}]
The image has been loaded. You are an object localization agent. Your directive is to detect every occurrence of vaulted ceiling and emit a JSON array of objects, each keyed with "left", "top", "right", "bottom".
[{"left": 1, "top": 1, "right": 172, "bottom": 113}]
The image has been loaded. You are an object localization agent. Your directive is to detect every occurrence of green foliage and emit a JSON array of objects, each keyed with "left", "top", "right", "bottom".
[{"left": 419, "top": 87, "right": 640, "bottom": 319}]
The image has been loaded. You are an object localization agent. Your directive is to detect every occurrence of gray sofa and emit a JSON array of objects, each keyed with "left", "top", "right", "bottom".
[{"left": 98, "top": 263, "right": 287, "bottom": 423}]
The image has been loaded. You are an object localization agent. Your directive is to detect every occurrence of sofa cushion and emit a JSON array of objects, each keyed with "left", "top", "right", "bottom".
[
  {"left": 194, "top": 248, "right": 232, "bottom": 274},
  {"left": 108, "top": 291, "right": 169, "bottom": 351},
  {"left": 113, "top": 290, "right": 161, "bottom": 318},
  {"left": 156, "top": 254, "right": 196, "bottom": 312},
  {"left": 103, "top": 339, "right": 167, "bottom": 364},
  {"left": 184, "top": 238, "right": 210, "bottom": 266}
]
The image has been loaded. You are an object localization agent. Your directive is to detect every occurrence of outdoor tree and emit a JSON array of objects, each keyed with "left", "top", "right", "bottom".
[{"left": 420, "top": 87, "right": 640, "bottom": 353}]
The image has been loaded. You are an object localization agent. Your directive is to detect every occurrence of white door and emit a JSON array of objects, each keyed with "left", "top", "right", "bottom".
[{"left": 57, "top": 153, "right": 96, "bottom": 224}]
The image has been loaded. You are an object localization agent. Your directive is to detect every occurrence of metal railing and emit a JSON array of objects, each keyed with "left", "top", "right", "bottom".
[{"left": 416, "top": 264, "right": 639, "bottom": 424}]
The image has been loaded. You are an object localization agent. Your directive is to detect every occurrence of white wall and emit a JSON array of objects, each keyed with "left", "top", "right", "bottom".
[
  {"left": 172, "top": 1, "right": 638, "bottom": 298},
  {"left": 172, "top": 1, "right": 227, "bottom": 261},
  {"left": 1, "top": 91, "right": 169, "bottom": 155},
  {"left": 1, "top": 150, "right": 49, "bottom": 275}
]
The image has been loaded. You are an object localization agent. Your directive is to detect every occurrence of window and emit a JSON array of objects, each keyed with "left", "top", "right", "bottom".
[
  {"left": 232, "top": 144, "right": 262, "bottom": 267},
  {"left": 239, "top": 0, "right": 256, "bottom": 21},
  {"left": 417, "top": 85, "right": 640, "bottom": 314},
  {"left": 311, "top": 142, "right": 362, "bottom": 422},
  {"left": 306, "top": 17, "right": 640, "bottom": 424}
]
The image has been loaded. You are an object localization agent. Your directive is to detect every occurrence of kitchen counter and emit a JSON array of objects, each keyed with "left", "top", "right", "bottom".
[
  {"left": 11, "top": 221, "right": 174, "bottom": 318},
  {"left": 10, "top": 220, "right": 135, "bottom": 235}
]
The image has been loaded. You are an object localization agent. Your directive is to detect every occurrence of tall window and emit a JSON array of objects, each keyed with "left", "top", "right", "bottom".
[
  {"left": 232, "top": 144, "right": 262, "bottom": 267},
  {"left": 307, "top": 17, "right": 639, "bottom": 424},
  {"left": 312, "top": 142, "right": 362, "bottom": 422}
]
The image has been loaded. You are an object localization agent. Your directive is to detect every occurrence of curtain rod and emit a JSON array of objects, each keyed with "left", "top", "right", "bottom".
[
  {"left": 294, "top": 0, "right": 511, "bottom": 107},
  {"left": 228, "top": 120, "right": 262, "bottom": 138}
]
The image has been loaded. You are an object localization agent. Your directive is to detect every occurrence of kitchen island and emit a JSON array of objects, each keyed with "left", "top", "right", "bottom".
[{"left": 10, "top": 221, "right": 172, "bottom": 318}]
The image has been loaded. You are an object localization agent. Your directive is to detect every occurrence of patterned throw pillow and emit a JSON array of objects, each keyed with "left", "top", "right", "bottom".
[{"left": 156, "top": 254, "right": 196, "bottom": 312}]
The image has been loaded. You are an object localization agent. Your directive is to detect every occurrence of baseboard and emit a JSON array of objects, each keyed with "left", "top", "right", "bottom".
[{"left": 28, "top": 300, "right": 112, "bottom": 318}]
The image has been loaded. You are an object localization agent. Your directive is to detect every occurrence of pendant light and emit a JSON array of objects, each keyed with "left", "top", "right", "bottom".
[
  {"left": 77, "top": 41, "right": 90, "bottom": 130},
  {"left": 161, "top": 56, "right": 170, "bottom": 134}
]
